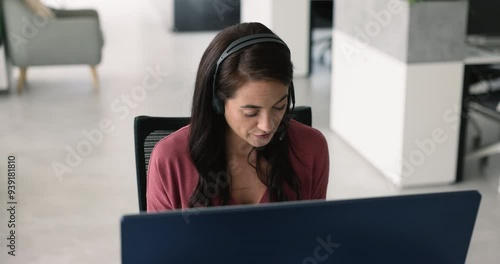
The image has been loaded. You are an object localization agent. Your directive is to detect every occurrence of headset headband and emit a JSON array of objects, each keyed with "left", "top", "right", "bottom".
[{"left": 216, "top": 33, "right": 287, "bottom": 66}]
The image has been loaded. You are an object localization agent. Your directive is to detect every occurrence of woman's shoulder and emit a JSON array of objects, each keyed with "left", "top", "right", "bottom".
[
  {"left": 150, "top": 124, "right": 191, "bottom": 160},
  {"left": 287, "top": 119, "right": 327, "bottom": 147},
  {"left": 147, "top": 124, "right": 197, "bottom": 210},
  {"left": 286, "top": 119, "right": 330, "bottom": 200}
]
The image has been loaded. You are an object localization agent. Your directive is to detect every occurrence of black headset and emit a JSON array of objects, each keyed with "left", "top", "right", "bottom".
[{"left": 211, "top": 33, "right": 296, "bottom": 141}]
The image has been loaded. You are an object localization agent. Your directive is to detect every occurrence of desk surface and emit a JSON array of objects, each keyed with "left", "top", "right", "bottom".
[{"left": 465, "top": 45, "right": 500, "bottom": 65}]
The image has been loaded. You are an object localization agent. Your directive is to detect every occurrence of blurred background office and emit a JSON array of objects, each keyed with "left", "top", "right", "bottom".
[{"left": 0, "top": 0, "right": 499, "bottom": 263}]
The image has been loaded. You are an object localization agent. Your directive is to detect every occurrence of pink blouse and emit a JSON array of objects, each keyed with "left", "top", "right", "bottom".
[{"left": 147, "top": 119, "right": 329, "bottom": 211}]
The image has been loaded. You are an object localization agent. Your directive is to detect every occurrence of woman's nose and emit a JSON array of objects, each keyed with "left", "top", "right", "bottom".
[{"left": 257, "top": 112, "right": 274, "bottom": 133}]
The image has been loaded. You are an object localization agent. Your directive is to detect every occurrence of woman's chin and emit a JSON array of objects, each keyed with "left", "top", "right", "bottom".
[{"left": 249, "top": 136, "right": 273, "bottom": 148}]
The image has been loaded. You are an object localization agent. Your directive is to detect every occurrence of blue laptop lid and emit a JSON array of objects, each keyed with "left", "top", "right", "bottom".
[{"left": 121, "top": 190, "right": 481, "bottom": 264}]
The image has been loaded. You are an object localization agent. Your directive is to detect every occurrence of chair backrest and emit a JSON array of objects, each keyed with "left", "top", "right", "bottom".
[
  {"left": 134, "top": 117, "right": 191, "bottom": 212},
  {"left": 134, "top": 106, "right": 312, "bottom": 212}
]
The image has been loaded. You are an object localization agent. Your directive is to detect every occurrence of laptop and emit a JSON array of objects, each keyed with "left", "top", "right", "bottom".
[{"left": 121, "top": 190, "right": 481, "bottom": 264}]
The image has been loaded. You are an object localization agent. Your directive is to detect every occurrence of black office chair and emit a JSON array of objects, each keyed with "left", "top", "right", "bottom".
[{"left": 134, "top": 106, "right": 312, "bottom": 212}]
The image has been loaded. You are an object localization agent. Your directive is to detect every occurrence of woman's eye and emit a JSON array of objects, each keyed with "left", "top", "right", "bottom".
[
  {"left": 275, "top": 105, "right": 287, "bottom": 111},
  {"left": 243, "top": 112, "right": 258, "bottom": 118},
  {"left": 243, "top": 105, "right": 286, "bottom": 118}
]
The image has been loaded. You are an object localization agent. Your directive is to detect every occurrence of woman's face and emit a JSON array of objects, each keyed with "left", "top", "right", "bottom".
[{"left": 224, "top": 80, "right": 289, "bottom": 149}]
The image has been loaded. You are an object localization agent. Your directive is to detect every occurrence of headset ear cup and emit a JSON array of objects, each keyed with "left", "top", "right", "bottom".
[
  {"left": 217, "top": 103, "right": 224, "bottom": 114},
  {"left": 212, "top": 89, "right": 224, "bottom": 114},
  {"left": 212, "top": 98, "right": 218, "bottom": 113},
  {"left": 214, "top": 100, "right": 224, "bottom": 115},
  {"left": 278, "top": 84, "right": 295, "bottom": 141}
]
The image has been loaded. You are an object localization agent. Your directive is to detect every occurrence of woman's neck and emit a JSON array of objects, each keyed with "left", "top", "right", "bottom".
[{"left": 225, "top": 127, "right": 255, "bottom": 161}]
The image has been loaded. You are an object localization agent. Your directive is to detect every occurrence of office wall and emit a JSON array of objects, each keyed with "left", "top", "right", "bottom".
[
  {"left": 241, "top": 0, "right": 273, "bottom": 28},
  {"left": 241, "top": 0, "right": 310, "bottom": 77}
]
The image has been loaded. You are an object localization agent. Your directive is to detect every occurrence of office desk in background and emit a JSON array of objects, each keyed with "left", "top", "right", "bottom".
[{"left": 457, "top": 45, "right": 500, "bottom": 192}]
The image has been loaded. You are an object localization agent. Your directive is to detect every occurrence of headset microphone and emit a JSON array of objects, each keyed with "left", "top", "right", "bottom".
[{"left": 279, "top": 127, "right": 287, "bottom": 141}]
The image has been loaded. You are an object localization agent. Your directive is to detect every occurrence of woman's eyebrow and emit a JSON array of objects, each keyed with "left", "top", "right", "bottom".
[{"left": 240, "top": 94, "right": 288, "bottom": 109}]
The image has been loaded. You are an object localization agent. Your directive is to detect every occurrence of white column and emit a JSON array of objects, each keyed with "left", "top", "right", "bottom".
[
  {"left": 330, "top": 0, "right": 468, "bottom": 188},
  {"left": 241, "top": 0, "right": 310, "bottom": 77}
]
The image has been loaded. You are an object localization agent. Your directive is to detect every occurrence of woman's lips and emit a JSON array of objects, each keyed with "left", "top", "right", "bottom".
[{"left": 254, "top": 133, "right": 271, "bottom": 139}]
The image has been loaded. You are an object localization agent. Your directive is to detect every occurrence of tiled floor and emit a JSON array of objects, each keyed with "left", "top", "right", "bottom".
[{"left": 0, "top": 1, "right": 498, "bottom": 263}]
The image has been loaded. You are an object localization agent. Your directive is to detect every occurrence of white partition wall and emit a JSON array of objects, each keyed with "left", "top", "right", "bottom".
[
  {"left": 331, "top": 0, "right": 468, "bottom": 187},
  {"left": 241, "top": 0, "right": 310, "bottom": 77}
]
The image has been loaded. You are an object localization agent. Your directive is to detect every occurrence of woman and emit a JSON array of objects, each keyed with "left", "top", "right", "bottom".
[{"left": 147, "top": 22, "right": 329, "bottom": 211}]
